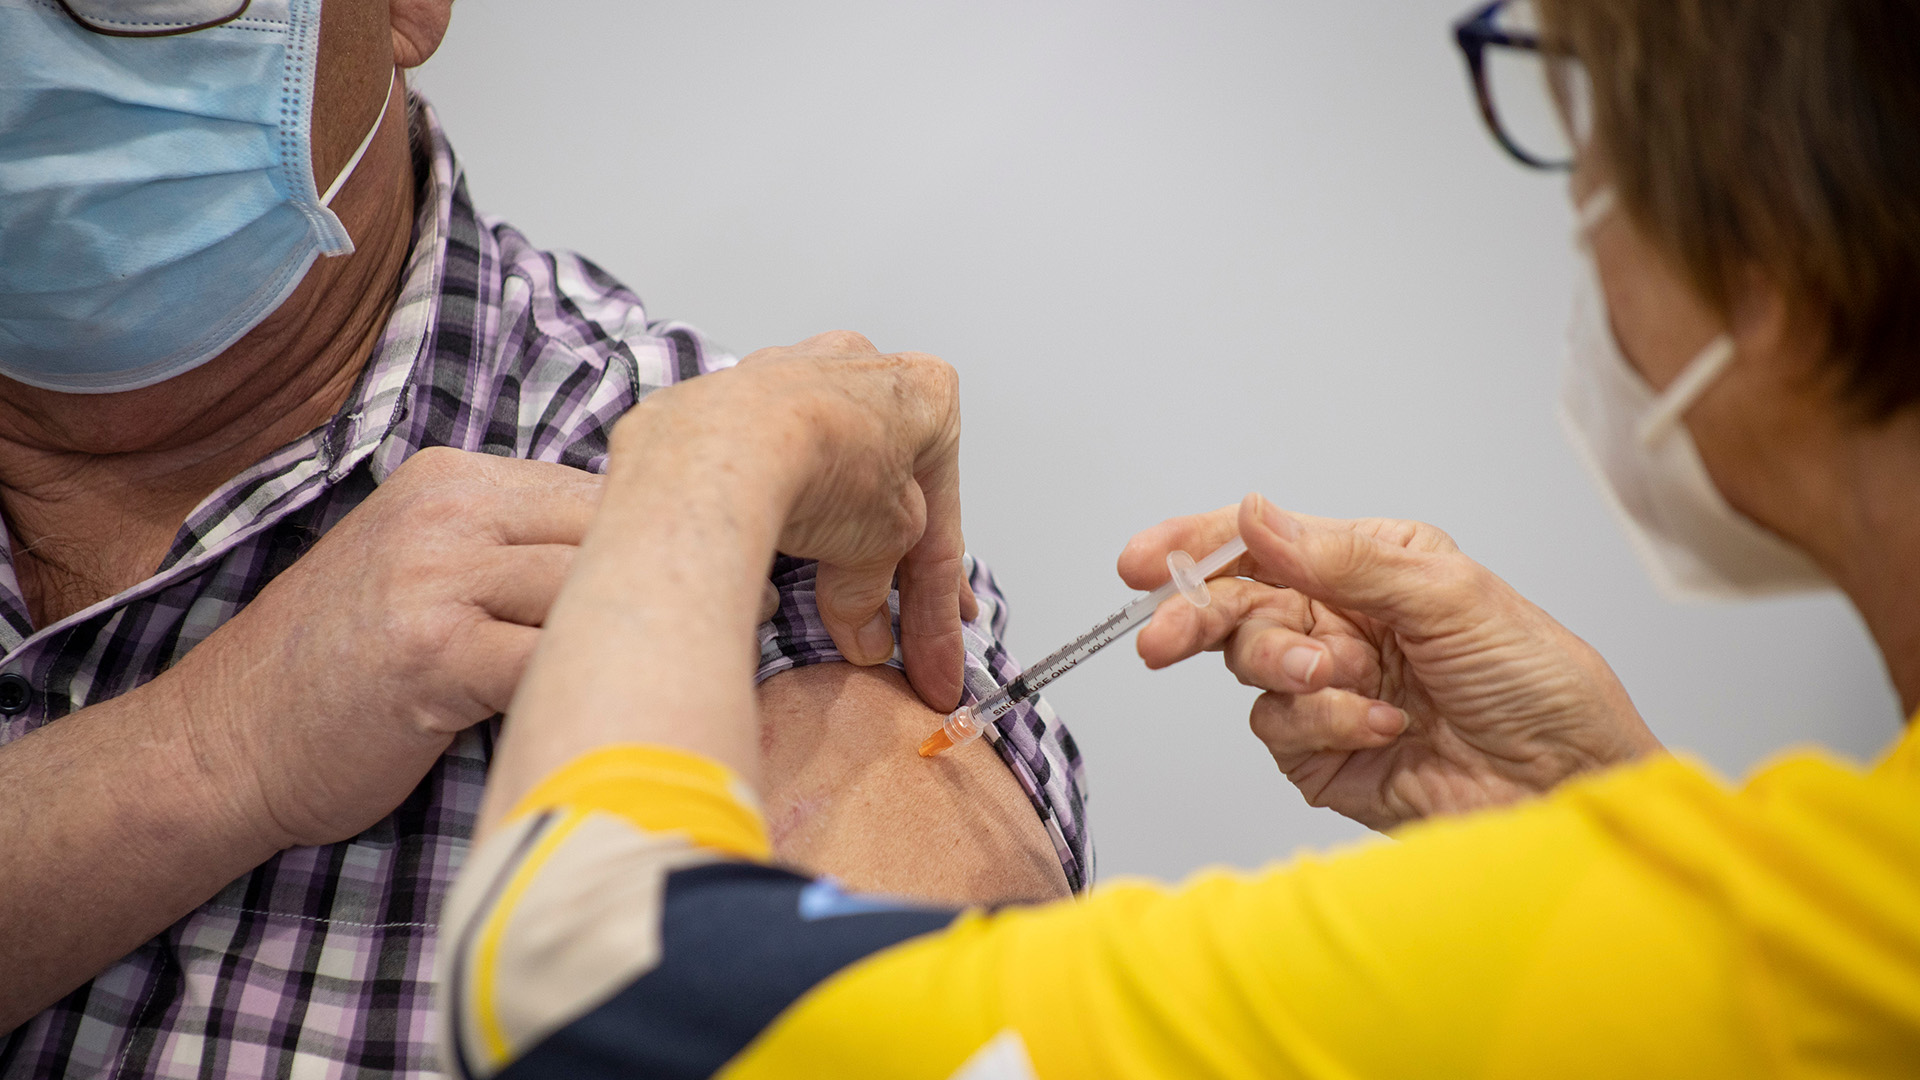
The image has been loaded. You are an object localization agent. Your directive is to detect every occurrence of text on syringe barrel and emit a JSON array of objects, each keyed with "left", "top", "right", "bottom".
[{"left": 975, "top": 600, "right": 1149, "bottom": 722}]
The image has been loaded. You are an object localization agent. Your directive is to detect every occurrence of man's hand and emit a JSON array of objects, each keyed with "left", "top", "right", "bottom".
[
  {"left": 165, "top": 446, "right": 598, "bottom": 850},
  {"left": 1122, "top": 494, "right": 1662, "bottom": 830}
]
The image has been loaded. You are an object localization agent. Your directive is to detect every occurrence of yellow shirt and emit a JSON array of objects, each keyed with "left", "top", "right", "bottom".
[{"left": 440, "top": 723, "right": 1920, "bottom": 1078}]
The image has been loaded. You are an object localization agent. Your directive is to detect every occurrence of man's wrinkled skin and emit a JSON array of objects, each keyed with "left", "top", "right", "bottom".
[
  {"left": 0, "top": 0, "right": 1061, "bottom": 1032},
  {"left": 761, "top": 665, "right": 1068, "bottom": 904}
]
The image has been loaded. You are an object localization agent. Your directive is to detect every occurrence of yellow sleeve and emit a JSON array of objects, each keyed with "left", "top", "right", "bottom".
[
  {"left": 502, "top": 742, "right": 771, "bottom": 860},
  {"left": 442, "top": 738, "right": 1920, "bottom": 1079},
  {"left": 725, "top": 746, "right": 1920, "bottom": 1078},
  {"left": 439, "top": 745, "right": 776, "bottom": 1078}
]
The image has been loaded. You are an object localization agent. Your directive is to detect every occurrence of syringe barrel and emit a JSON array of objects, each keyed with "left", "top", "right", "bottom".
[
  {"left": 971, "top": 685, "right": 1017, "bottom": 723},
  {"left": 971, "top": 597, "right": 1156, "bottom": 722},
  {"left": 923, "top": 535, "right": 1244, "bottom": 758}
]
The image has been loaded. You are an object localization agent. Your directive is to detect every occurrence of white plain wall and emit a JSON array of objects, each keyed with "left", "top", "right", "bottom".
[{"left": 413, "top": 0, "right": 1902, "bottom": 881}]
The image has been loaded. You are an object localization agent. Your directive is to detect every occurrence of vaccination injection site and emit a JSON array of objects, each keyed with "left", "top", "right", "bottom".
[{"left": 4, "top": 0, "right": 1920, "bottom": 1076}]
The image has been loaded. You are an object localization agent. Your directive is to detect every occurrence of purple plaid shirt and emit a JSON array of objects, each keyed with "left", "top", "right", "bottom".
[{"left": 0, "top": 96, "right": 1087, "bottom": 1079}]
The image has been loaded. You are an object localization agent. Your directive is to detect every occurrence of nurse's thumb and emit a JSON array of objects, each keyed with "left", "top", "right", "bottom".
[{"left": 1239, "top": 494, "right": 1458, "bottom": 628}]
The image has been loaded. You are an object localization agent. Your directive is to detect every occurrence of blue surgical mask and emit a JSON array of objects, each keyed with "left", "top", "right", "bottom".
[{"left": 0, "top": 0, "right": 393, "bottom": 394}]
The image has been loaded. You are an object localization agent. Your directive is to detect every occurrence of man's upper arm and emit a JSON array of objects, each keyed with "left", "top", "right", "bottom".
[
  {"left": 757, "top": 663, "right": 1068, "bottom": 905},
  {"left": 753, "top": 553, "right": 1090, "bottom": 899}
]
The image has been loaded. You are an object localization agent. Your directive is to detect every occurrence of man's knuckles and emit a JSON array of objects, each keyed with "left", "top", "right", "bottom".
[{"left": 387, "top": 443, "right": 467, "bottom": 484}]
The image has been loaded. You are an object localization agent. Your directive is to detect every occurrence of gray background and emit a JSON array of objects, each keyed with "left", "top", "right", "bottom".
[{"left": 413, "top": 0, "right": 1902, "bottom": 881}]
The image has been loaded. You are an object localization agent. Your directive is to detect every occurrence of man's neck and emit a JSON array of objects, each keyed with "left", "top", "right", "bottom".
[{"left": 0, "top": 96, "right": 416, "bottom": 628}]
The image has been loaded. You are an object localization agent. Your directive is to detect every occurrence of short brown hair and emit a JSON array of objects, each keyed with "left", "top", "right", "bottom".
[{"left": 1538, "top": 0, "right": 1920, "bottom": 418}]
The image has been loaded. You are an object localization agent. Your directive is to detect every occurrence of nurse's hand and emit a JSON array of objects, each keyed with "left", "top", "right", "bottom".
[
  {"left": 481, "top": 330, "right": 980, "bottom": 822},
  {"left": 601, "top": 330, "right": 977, "bottom": 710},
  {"left": 1121, "top": 494, "right": 1663, "bottom": 830}
]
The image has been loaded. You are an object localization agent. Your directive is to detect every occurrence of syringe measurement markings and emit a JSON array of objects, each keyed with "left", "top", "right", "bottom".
[
  {"left": 978, "top": 603, "right": 1146, "bottom": 721},
  {"left": 929, "top": 536, "right": 1246, "bottom": 759}
]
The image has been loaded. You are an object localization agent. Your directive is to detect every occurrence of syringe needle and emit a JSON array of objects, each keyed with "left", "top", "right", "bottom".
[{"left": 918, "top": 534, "right": 1246, "bottom": 758}]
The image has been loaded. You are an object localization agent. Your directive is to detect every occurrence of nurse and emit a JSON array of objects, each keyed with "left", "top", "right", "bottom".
[
  {"left": 437, "top": 0, "right": 1920, "bottom": 1075},
  {"left": 1125, "top": 0, "right": 1920, "bottom": 832}
]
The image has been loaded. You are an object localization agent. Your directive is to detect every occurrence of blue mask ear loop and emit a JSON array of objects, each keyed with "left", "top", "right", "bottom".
[{"left": 318, "top": 66, "right": 396, "bottom": 211}]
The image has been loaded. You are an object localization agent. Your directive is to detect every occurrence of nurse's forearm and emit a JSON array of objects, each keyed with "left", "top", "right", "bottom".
[
  {"left": 0, "top": 678, "right": 283, "bottom": 1031},
  {"left": 478, "top": 440, "right": 783, "bottom": 837},
  {"left": 478, "top": 342, "right": 971, "bottom": 838}
]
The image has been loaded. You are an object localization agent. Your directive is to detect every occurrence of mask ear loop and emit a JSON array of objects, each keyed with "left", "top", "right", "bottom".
[
  {"left": 320, "top": 66, "right": 396, "bottom": 208},
  {"left": 1635, "top": 334, "right": 1736, "bottom": 447},
  {"left": 1577, "top": 186, "right": 1741, "bottom": 450},
  {"left": 1574, "top": 186, "right": 1616, "bottom": 237}
]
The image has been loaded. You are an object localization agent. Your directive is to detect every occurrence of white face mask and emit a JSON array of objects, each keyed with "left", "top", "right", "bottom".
[{"left": 1558, "top": 188, "right": 1831, "bottom": 601}]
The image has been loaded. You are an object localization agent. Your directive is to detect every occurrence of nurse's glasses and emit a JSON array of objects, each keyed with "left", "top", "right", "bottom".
[{"left": 1452, "top": 0, "right": 1591, "bottom": 171}]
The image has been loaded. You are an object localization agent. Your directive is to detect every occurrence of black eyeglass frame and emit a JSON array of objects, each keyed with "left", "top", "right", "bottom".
[
  {"left": 1452, "top": 0, "right": 1575, "bottom": 171},
  {"left": 55, "top": 0, "right": 250, "bottom": 38}
]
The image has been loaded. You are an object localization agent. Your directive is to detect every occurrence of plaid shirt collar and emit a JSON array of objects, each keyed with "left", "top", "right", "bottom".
[{"left": 0, "top": 105, "right": 442, "bottom": 660}]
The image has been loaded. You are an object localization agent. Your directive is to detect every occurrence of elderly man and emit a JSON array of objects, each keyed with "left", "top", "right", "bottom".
[{"left": 0, "top": 0, "right": 1087, "bottom": 1075}]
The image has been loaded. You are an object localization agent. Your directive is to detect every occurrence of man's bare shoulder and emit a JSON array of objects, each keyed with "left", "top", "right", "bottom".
[{"left": 757, "top": 663, "right": 1070, "bottom": 906}]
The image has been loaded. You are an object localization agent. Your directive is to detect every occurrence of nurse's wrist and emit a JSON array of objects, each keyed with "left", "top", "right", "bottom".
[
  {"left": 1594, "top": 669, "right": 1666, "bottom": 765},
  {"left": 1617, "top": 721, "right": 1668, "bottom": 762},
  {"left": 607, "top": 380, "right": 816, "bottom": 532}
]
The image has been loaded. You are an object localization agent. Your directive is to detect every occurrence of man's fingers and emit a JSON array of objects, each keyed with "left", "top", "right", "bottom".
[
  {"left": 389, "top": 449, "right": 603, "bottom": 547},
  {"left": 440, "top": 620, "right": 543, "bottom": 722},
  {"left": 486, "top": 479, "right": 603, "bottom": 547},
  {"left": 469, "top": 544, "right": 576, "bottom": 626},
  {"left": 400, "top": 446, "right": 600, "bottom": 492},
  {"left": 1236, "top": 494, "right": 1476, "bottom": 628},
  {"left": 1248, "top": 688, "right": 1408, "bottom": 764},
  {"left": 1117, "top": 505, "right": 1242, "bottom": 591},
  {"left": 449, "top": 461, "right": 602, "bottom": 547}
]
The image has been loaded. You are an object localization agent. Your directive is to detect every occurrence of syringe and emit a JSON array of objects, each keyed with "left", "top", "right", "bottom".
[{"left": 919, "top": 534, "right": 1249, "bottom": 757}]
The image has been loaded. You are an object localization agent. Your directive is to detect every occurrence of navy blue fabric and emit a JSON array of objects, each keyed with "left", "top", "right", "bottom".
[{"left": 500, "top": 863, "right": 959, "bottom": 1080}]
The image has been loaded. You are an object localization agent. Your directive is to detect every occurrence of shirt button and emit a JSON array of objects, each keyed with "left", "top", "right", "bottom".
[{"left": 0, "top": 673, "right": 33, "bottom": 716}]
